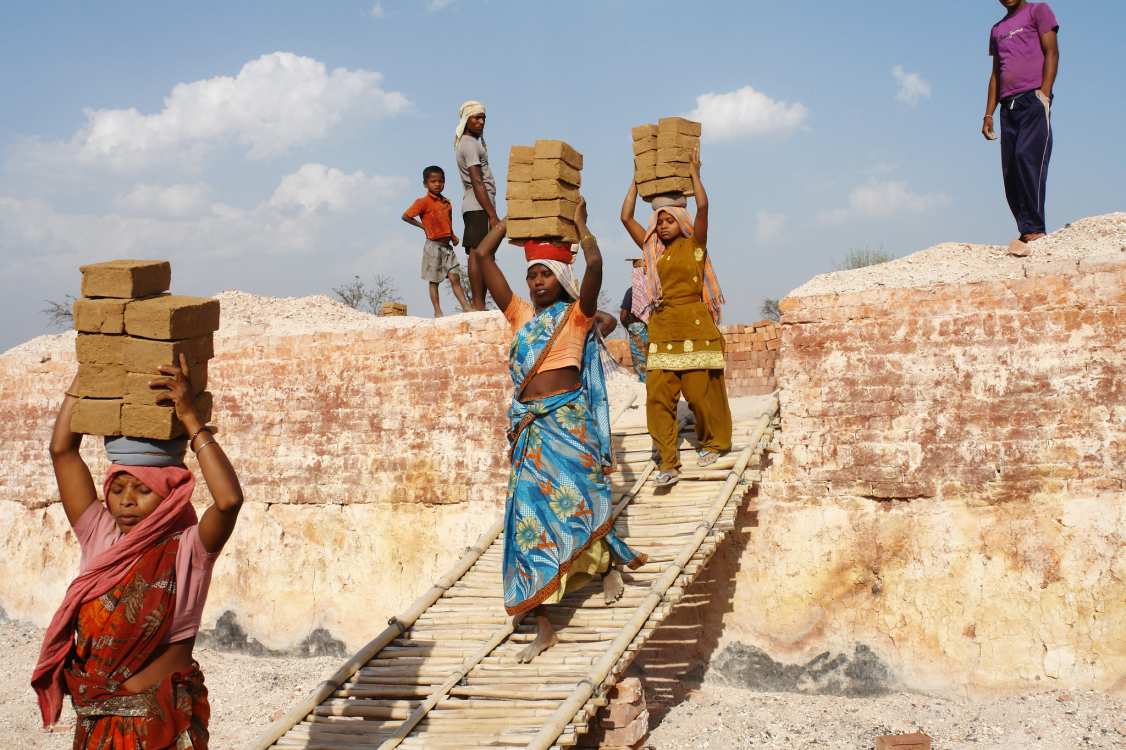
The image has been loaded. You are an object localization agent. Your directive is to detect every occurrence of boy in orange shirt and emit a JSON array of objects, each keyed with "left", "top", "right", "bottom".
[{"left": 402, "top": 166, "right": 471, "bottom": 317}]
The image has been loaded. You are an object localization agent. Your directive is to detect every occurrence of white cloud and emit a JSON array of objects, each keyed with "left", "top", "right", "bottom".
[
  {"left": 892, "top": 65, "right": 931, "bottom": 105},
  {"left": 269, "top": 163, "right": 407, "bottom": 213},
  {"left": 686, "top": 85, "right": 807, "bottom": 142},
  {"left": 55, "top": 52, "right": 408, "bottom": 170},
  {"left": 818, "top": 179, "right": 949, "bottom": 224},
  {"left": 755, "top": 210, "right": 786, "bottom": 243},
  {"left": 370, "top": 1, "right": 384, "bottom": 17},
  {"left": 118, "top": 183, "right": 211, "bottom": 218}
]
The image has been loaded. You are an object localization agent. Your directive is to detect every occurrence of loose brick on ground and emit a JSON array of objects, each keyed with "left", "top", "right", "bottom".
[
  {"left": 79, "top": 260, "right": 171, "bottom": 299},
  {"left": 124, "top": 295, "right": 220, "bottom": 340}
]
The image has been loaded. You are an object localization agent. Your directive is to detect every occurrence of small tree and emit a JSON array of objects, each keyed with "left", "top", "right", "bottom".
[
  {"left": 760, "top": 298, "right": 780, "bottom": 322},
  {"left": 43, "top": 295, "right": 76, "bottom": 329},
  {"left": 332, "top": 274, "right": 402, "bottom": 314},
  {"left": 834, "top": 246, "right": 895, "bottom": 271}
]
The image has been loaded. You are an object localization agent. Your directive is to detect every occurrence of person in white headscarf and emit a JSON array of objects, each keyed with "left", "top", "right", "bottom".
[{"left": 454, "top": 100, "right": 497, "bottom": 310}]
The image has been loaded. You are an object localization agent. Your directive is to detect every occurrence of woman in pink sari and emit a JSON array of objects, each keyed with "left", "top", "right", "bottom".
[{"left": 33, "top": 354, "right": 244, "bottom": 749}]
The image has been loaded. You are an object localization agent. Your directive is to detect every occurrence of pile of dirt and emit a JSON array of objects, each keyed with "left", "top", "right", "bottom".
[{"left": 790, "top": 212, "right": 1126, "bottom": 298}]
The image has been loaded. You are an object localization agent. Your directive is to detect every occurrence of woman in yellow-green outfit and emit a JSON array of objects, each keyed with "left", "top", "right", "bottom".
[{"left": 620, "top": 149, "right": 731, "bottom": 486}]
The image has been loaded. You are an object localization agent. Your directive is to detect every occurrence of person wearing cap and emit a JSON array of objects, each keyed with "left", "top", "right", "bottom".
[
  {"left": 33, "top": 354, "right": 244, "bottom": 748},
  {"left": 454, "top": 100, "right": 498, "bottom": 309},
  {"left": 472, "top": 199, "right": 646, "bottom": 663},
  {"left": 619, "top": 257, "right": 649, "bottom": 382},
  {"left": 620, "top": 147, "right": 731, "bottom": 486}
]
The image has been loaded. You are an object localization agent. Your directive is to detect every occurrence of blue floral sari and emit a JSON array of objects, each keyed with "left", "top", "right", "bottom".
[{"left": 503, "top": 300, "right": 645, "bottom": 616}]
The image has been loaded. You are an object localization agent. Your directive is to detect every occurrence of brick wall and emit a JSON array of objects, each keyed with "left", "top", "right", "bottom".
[
  {"left": 772, "top": 260, "right": 1126, "bottom": 503},
  {"left": 605, "top": 319, "right": 780, "bottom": 396}
]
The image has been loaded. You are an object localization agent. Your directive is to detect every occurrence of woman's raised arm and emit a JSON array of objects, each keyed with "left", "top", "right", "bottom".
[
  {"left": 49, "top": 376, "right": 99, "bottom": 526},
  {"left": 471, "top": 219, "right": 514, "bottom": 312},
  {"left": 690, "top": 147, "right": 708, "bottom": 246},
  {"left": 575, "top": 197, "right": 602, "bottom": 318},
  {"left": 151, "top": 354, "right": 243, "bottom": 553},
  {"left": 619, "top": 182, "right": 646, "bottom": 249}
]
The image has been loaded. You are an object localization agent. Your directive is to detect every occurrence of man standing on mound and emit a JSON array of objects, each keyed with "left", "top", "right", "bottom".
[
  {"left": 982, "top": 0, "right": 1060, "bottom": 257},
  {"left": 455, "top": 100, "right": 498, "bottom": 309}
]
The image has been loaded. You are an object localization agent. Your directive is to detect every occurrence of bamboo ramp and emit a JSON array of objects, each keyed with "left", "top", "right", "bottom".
[{"left": 256, "top": 395, "right": 779, "bottom": 750}]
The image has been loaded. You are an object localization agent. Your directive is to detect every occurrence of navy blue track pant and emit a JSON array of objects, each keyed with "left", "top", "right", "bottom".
[{"left": 1000, "top": 89, "right": 1053, "bottom": 236}]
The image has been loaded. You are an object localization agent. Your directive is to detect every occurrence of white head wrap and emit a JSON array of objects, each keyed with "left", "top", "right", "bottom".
[
  {"left": 455, "top": 100, "right": 486, "bottom": 147},
  {"left": 650, "top": 194, "right": 688, "bottom": 209},
  {"left": 527, "top": 259, "right": 581, "bottom": 302}
]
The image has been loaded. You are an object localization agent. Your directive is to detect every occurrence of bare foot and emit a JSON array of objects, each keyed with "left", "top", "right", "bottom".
[
  {"left": 517, "top": 612, "right": 558, "bottom": 663},
  {"left": 603, "top": 567, "right": 625, "bottom": 605}
]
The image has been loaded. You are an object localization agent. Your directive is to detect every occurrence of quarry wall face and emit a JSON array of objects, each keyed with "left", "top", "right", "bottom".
[{"left": 695, "top": 258, "right": 1125, "bottom": 696}]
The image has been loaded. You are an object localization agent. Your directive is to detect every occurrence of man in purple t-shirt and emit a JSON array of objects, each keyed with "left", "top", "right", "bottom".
[{"left": 982, "top": 0, "right": 1060, "bottom": 255}]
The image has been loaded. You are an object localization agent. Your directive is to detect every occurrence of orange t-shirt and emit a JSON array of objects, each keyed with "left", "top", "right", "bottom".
[
  {"left": 504, "top": 297, "right": 593, "bottom": 372},
  {"left": 404, "top": 193, "right": 454, "bottom": 241}
]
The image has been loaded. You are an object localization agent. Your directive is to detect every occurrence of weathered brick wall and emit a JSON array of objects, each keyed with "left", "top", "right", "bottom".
[
  {"left": 605, "top": 319, "right": 779, "bottom": 396},
  {"left": 772, "top": 261, "right": 1125, "bottom": 503}
]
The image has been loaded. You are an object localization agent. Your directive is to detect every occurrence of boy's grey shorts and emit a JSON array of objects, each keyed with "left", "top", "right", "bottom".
[{"left": 421, "top": 240, "right": 461, "bottom": 283}]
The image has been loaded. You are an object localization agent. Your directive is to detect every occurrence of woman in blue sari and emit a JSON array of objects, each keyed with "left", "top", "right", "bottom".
[{"left": 473, "top": 198, "right": 646, "bottom": 663}]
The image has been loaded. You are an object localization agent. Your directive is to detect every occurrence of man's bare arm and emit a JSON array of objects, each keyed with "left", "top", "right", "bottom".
[
  {"left": 1040, "top": 29, "right": 1059, "bottom": 97},
  {"left": 468, "top": 165, "right": 498, "bottom": 227}
]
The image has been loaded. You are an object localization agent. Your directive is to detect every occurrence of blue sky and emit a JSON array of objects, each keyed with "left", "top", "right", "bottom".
[{"left": 1, "top": 0, "right": 1122, "bottom": 350}]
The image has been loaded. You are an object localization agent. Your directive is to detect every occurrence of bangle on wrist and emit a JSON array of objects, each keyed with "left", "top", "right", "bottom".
[
  {"left": 983, "top": 114, "right": 993, "bottom": 119},
  {"left": 193, "top": 437, "right": 218, "bottom": 456}
]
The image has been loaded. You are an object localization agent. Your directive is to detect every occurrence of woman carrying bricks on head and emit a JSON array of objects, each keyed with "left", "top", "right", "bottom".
[
  {"left": 33, "top": 355, "right": 243, "bottom": 749},
  {"left": 621, "top": 148, "right": 731, "bottom": 486},
  {"left": 472, "top": 199, "right": 646, "bottom": 663}
]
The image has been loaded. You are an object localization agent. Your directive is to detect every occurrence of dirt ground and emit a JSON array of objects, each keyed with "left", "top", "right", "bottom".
[{"left": 4, "top": 620, "right": 1124, "bottom": 749}]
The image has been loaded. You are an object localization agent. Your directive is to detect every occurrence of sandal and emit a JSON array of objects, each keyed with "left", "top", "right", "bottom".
[
  {"left": 697, "top": 450, "right": 721, "bottom": 467},
  {"left": 654, "top": 469, "right": 680, "bottom": 487}
]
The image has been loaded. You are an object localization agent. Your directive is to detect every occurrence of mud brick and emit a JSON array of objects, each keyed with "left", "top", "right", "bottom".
[
  {"left": 507, "top": 199, "right": 537, "bottom": 219},
  {"left": 656, "top": 161, "right": 693, "bottom": 179},
  {"left": 507, "top": 181, "right": 533, "bottom": 201},
  {"left": 122, "top": 335, "right": 214, "bottom": 373},
  {"left": 531, "top": 159, "right": 581, "bottom": 186},
  {"left": 875, "top": 733, "right": 931, "bottom": 750},
  {"left": 657, "top": 145, "right": 692, "bottom": 163},
  {"left": 600, "top": 709, "right": 649, "bottom": 746},
  {"left": 70, "top": 398, "right": 122, "bottom": 436},
  {"left": 632, "top": 135, "right": 657, "bottom": 156},
  {"left": 124, "top": 295, "right": 220, "bottom": 341},
  {"left": 73, "top": 364, "right": 126, "bottom": 398},
  {"left": 631, "top": 123, "right": 657, "bottom": 141},
  {"left": 121, "top": 392, "right": 213, "bottom": 440},
  {"left": 507, "top": 217, "right": 578, "bottom": 242},
  {"left": 601, "top": 699, "right": 643, "bottom": 728},
  {"left": 507, "top": 163, "right": 534, "bottom": 183},
  {"left": 531, "top": 198, "right": 577, "bottom": 220},
  {"left": 76, "top": 333, "right": 124, "bottom": 365},
  {"left": 609, "top": 678, "right": 644, "bottom": 704},
  {"left": 533, "top": 139, "right": 583, "bottom": 169},
  {"left": 651, "top": 176, "right": 694, "bottom": 195},
  {"left": 124, "top": 363, "right": 207, "bottom": 406},
  {"left": 634, "top": 150, "right": 657, "bottom": 170},
  {"left": 73, "top": 297, "right": 127, "bottom": 334},
  {"left": 657, "top": 116, "right": 702, "bottom": 137},
  {"left": 79, "top": 260, "right": 171, "bottom": 299},
  {"left": 508, "top": 145, "right": 534, "bottom": 164},
  {"left": 380, "top": 302, "right": 407, "bottom": 316},
  {"left": 657, "top": 130, "right": 698, "bottom": 151},
  {"left": 529, "top": 179, "right": 581, "bottom": 202},
  {"left": 634, "top": 162, "right": 657, "bottom": 183}
]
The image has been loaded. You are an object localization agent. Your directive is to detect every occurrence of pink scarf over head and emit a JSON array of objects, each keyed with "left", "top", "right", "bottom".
[
  {"left": 32, "top": 464, "right": 197, "bottom": 727},
  {"left": 639, "top": 207, "right": 725, "bottom": 324}
]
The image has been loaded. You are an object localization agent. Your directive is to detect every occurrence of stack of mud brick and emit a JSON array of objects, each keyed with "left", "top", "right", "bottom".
[
  {"left": 577, "top": 677, "right": 651, "bottom": 749},
  {"left": 70, "top": 260, "right": 218, "bottom": 440},
  {"left": 632, "top": 117, "right": 701, "bottom": 201},
  {"left": 506, "top": 140, "right": 583, "bottom": 244}
]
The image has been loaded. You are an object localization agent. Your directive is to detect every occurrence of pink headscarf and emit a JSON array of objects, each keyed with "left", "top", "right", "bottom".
[
  {"left": 638, "top": 207, "right": 725, "bottom": 323},
  {"left": 32, "top": 464, "right": 197, "bottom": 727}
]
